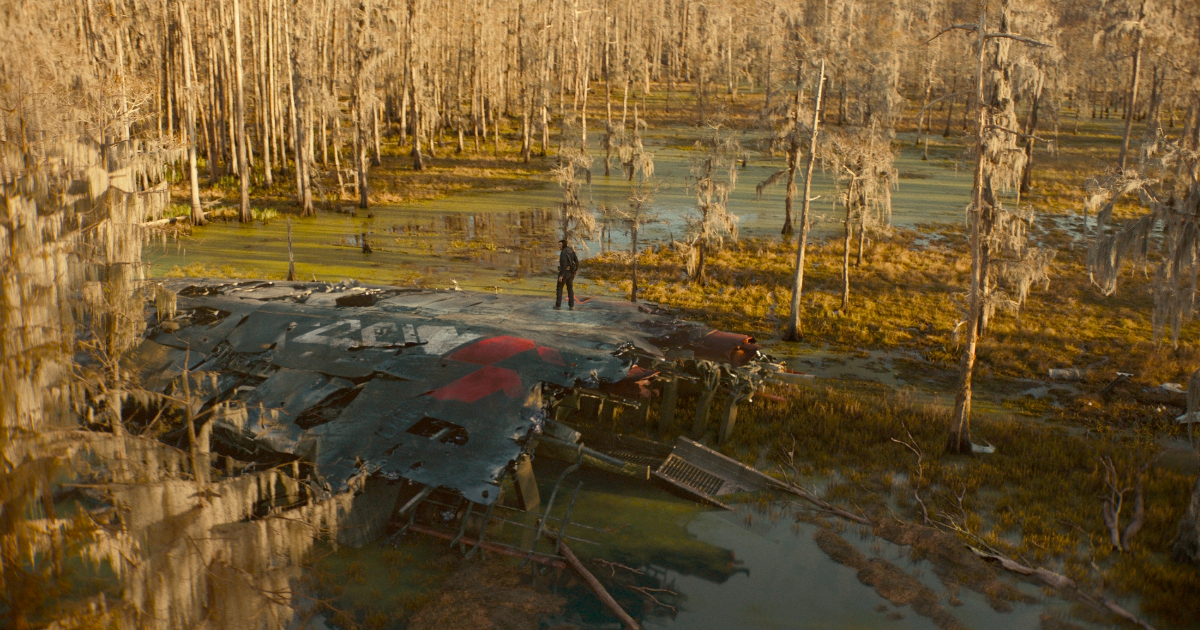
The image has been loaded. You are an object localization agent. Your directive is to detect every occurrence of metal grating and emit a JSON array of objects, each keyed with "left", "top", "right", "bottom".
[
  {"left": 656, "top": 455, "right": 724, "bottom": 496},
  {"left": 608, "top": 450, "right": 667, "bottom": 467}
]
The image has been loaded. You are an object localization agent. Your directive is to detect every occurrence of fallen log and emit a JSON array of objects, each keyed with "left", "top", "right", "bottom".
[
  {"left": 968, "top": 546, "right": 1156, "bottom": 630},
  {"left": 141, "top": 216, "right": 189, "bottom": 228},
  {"left": 545, "top": 531, "right": 641, "bottom": 630},
  {"left": 776, "top": 484, "right": 872, "bottom": 525}
]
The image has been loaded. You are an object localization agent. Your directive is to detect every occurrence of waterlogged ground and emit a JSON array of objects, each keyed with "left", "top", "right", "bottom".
[
  {"left": 312, "top": 460, "right": 1107, "bottom": 630},
  {"left": 160, "top": 119, "right": 1193, "bottom": 629},
  {"left": 145, "top": 128, "right": 971, "bottom": 293}
]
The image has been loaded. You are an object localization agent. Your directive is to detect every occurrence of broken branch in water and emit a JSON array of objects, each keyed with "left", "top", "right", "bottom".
[
  {"left": 968, "top": 545, "right": 1157, "bottom": 630},
  {"left": 544, "top": 532, "right": 641, "bottom": 630},
  {"left": 890, "top": 421, "right": 931, "bottom": 525},
  {"left": 1099, "top": 455, "right": 1151, "bottom": 551},
  {"left": 630, "top": 586, "right": 677, "bottom": 611},
  {"left": 591, "top": 557, "right": 645, "bottom": 577}
]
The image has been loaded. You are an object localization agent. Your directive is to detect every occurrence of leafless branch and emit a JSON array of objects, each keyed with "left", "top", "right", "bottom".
[{"left": 924, "top": 23, "right": 978, "bottom": 45}]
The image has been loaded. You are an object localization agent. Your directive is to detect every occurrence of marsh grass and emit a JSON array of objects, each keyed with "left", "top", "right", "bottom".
[
  {"left": 605, "top": 381, "right": 1199, "bottom": 628},
  {"left": 163, "top": 262, "right": 287, "bottom": 280},
  {"left": 586, "top": 227, "right": 1200, "bottom": 425},
  {"left": 305, "top": 540, "right": 459, "bottom": 630}
]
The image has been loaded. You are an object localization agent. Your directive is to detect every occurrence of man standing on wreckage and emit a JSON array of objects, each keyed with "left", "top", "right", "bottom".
[{"left": 556, "top": 238, "right": 579, "bottom": 310}]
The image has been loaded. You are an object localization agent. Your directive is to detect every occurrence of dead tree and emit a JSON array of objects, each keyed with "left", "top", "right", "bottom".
[
  {"left": 618, "top": 183, "right": 659, "bottom": 303},
  {"left": 939, "top": 0, "right": 1053, "bottom": 455},
  {"left": 1095, "top": 0, "right": 1154, "bottom": 171},
  {"left": 1086, "top": 136, "right": 1200, "bottom": 347},
  {"left": 1100, "top": 455, "right": 1151, "bottom": 552},
  {"left": 554, "top": 147, "right": 596, "bottom": 246},
  {"left": 613, "top": 124, "right": 657, "bottom": 302},
  {"left": 233, "top": 0, "right": 252, "bottom": 222},
  {"left": 825, "top": 125, "right": 897, "bottom": 311},
  {"left": 758, "top": 60, "right": 807, "bottom": 239},
  {"left": 617, "top": 105, "right": 653, "bottom": 183},
  {"left": 782, "top": 61, "right": 826, "bottom": 342},
  {"left": 685, "top": 122, "right": 741, "bottom": 283}
]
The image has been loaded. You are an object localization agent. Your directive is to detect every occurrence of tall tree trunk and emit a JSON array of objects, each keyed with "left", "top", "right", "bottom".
[
  {"left": 357, "top": 100, "right": 369, "bottom": 209},
  {"left": 233, "top": 0, "right": 252, "bottom": 222},
  {"left": 783, "top": 61, "right": 825, "bottom": 342},
  {"left": 630, "top": 223, "right": 639, "bottom": 302},
  {"left": 948, "top": 9, "right": 989, "bottom": 455},
  {"left": 253, "top": 1, "right": 272, "bottom": 188},
  {"left": 411, "top": 79, "right": 425, "bottom": 170},
  {"left": 1020, "top": 76, "right": 1043, "bottom": 194},
  {"left": 781, "top": 64, "right": 803, "bottom": 238},
  {"left": 943, "top": 75, "right": 957, "bottom": 137},
  {"left": 1118, "top": 10, "right": 1145, "bottom": 171},
  {"left": 285, "top": 0, "right": 311, "bottom": 215},
  {"left": 857, "top": 213, "right": 867, "bottom": 266},
  {"left": 179, "top": 0, "right": 205, "bottom": 226},
  {"left": 841, "top": 199, "right": 852, "bottom": 310},
  {"left": 373, "top": 105, "right": 382, "bottom": 166}
]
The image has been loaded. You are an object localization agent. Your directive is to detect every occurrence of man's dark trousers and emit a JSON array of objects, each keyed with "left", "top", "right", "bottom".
[{"left": 556, "top": 273, "right": 575, "bottom": 308}]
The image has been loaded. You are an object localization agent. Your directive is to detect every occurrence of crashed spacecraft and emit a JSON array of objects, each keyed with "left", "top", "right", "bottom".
[{"left": 126, "top": 279, "right": 762, "bottom": 506}]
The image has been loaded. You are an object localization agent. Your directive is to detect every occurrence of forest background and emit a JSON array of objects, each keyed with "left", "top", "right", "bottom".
[{"left": 4, "top": 0, "right": 1200, "bottom": 628}]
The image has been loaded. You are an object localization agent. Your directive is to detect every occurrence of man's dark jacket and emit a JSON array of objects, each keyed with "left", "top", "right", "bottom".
[{"left": 558, "top": 246, "right": 579, "bottom": 278}]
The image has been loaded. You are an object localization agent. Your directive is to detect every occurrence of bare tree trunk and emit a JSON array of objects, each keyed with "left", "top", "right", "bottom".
[
  {"left": 357, "top": 103, "right": 369, "bottom": 209},
  {"left": 285, "top": 0, "right": 311, "bottom": 215},
  {"left": 841, "top": 201, "right": 852, "bottom": 310},
  {"left": 179, "top": 0, "right": 205, "bottom": 226},
  {"left": 234, "top": 0, "right": 252, "bottom": 222},
  {"left": 411, "top": 80, "right": 425, "bottom": 170},
  {"left": 857, "top": 214, "right": 866, "bottom": 266},
  {"left": 253, "top": 2, "right": 272, "bottom": 188},
  {"left": 630, "top": 223, "right": 639, "bottom": 302},
  {"left": 948, "top": 8, "right": 988, "bottom": 455},
  {"left": 943, "top": 74, "right": 956, "bottom": 137},
  {"left": 783, "top": 61, "right": 825, "bottom": 342},
  {"left": 1020, "top": 76, "right": 1044, "bottom": 193},
  {"left": 541, "top": 104, "right": 550, "bottom": 155},
  {"left": 286, "top": 217, "right": 295, "bottom": 281},
  {"left": 580, "top": 85, "right": 589, "bottom": 153},
  {"left": 762, "top": 36, "right": 772, "bottom": 117},
  {"left": 373, "top": 105, "right": 382, "bottom": 166},
  {"left": 494, "top": 106, "right": 501, "bottom": 155},
  {"left": 781, "top": 64, "right": 802, "bottom": 238},
  {"left": 1118, "top": 9, "right": 1145, "bottom": 171}
]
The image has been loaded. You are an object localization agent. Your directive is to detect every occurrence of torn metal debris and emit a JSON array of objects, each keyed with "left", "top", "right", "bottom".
[{"left": 129, "top": 279, "right": 777, "bottom": 509}]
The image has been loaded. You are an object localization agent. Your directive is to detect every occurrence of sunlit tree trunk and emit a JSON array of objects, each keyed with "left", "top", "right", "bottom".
[
  {"left": 1117, "top": 0, "right": 1146, "bottom": 171},
  {"left": 179, "top": 0, "right": 205, "bottom": 225},
  {"left": 948, "top": 7, "right": 989, "bottom": 455},
  {"left": 784, "top": 61, "right": 825, "bottom": 342},
  {"left": 233, "top": 0, "right": 252, "bottom": 222},
  {"left": 841, "top": 195, "right": 853, "bottom": 310},
  {"left": 781, "top": 64, "right": 803, "bottom": 238}
]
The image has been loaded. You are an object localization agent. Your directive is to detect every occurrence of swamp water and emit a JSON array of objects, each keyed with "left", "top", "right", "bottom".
[
  {"left": 145, "top": 130, "right": 971, "bottom": 294},
  {"left": 309, "top": 460, "right": 1103, "bottom": 630},
  {"left": 151, "top": 128, "right": 1101, "bottom": 629}
]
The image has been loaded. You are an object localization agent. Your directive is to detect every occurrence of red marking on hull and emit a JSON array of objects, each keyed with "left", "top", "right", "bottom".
[
  {"left": 536, "top": 346, "right": 566, "bottom": 366},
  {"left": 429, "top": 366, "right": 525, "bottom": 403},
  {"left": 447, "top": 336, "right": 537, "bottom": 365}
]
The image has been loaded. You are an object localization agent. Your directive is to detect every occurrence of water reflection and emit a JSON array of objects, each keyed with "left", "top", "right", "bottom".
[
  {"left": 145, "top": 129, "right": 973, "bottom": 294},
  {"left": 527, "top": 459, "right": 1094, "bottom": 630}
]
